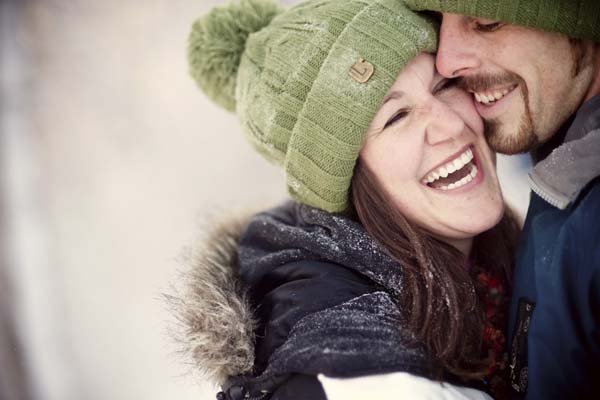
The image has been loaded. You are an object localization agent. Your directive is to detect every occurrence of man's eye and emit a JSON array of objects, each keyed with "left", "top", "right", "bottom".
[
  {"left": 384, "top": 109, "right": 409, "bottom": 129},
  {"left": 475, "top": 21, "right": 504, "bottom": 32}
]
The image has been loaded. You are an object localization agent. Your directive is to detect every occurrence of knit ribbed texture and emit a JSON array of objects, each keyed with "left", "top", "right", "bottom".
[
  {"left": 404, "top": 0, "right": 600, "bottom": 42},
  {"left": 190, "top": 0, "right": 437, "bottom": 212}
]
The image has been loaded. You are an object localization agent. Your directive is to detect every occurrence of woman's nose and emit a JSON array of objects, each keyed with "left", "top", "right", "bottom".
[{"left": 425, "top": 100, "right": 465, "bottom": 145}]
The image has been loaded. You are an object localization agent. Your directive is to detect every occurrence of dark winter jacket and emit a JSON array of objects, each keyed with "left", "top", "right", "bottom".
[
  {"left": 234, "top": 202, "right": 434, "bottom": 399},
  {"left": 507, "top": 95, "right": 600, "bottom": 400},
  {"left": 173, "top": 201, "right": 491, "bottom": 400}
]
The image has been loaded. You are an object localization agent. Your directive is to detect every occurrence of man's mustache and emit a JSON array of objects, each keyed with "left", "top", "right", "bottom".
[{"left": 457, "top": 72, "right": 521, "bottom": 93}]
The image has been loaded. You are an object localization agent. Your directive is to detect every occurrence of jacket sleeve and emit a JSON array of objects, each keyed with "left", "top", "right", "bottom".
[
  {"left": 269, "top": 374, "right": 327, "bottom": 400},
  {"left": 245, "top": 259, "right": 377, "bottom": 374},
  {"left": 318, "top": 373, "right": 494, "bottom": 400}
]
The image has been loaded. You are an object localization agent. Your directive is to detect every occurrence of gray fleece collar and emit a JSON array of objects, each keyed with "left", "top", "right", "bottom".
[{"left": 528, "top": 94, "right": 600, "bottom": 209}]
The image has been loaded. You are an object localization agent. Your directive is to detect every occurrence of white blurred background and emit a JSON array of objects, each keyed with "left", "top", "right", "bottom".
[{"left": 0, "top": 1, "right": 531, "bottom": 399}]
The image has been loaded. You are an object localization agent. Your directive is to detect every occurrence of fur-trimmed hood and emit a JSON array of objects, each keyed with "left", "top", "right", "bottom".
[
  {"left": 169, "top": 201, "right": 430, "bottom": 391},
  {"left": 169, "top": 212, "right": 257, "bottom": 386}
]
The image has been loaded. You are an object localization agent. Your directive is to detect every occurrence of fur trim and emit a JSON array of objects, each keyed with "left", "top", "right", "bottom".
[{"left": 167, "top": 212, "right": 257, "bottom": 386}]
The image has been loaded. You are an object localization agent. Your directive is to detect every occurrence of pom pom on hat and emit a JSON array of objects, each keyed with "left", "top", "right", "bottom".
[{"left": 188, "top": 0, "right": 283, "bottom": 112}]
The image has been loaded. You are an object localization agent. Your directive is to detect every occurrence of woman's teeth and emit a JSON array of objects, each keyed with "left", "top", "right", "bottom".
[
  {"left": 474, "top": 86, "right": 514, "bottom": 105},
  {"left": 423, "top": 148, "right": 473, "bottom": 183},
  {"left": 422, "top": 148, "right": 479, "bottom": 191},
  {"left": 440, "top": 165, "right": 478, "bottom": 191}
]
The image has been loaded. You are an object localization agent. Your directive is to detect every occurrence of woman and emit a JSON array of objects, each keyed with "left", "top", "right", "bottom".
[{"left": 175, "top": 0, "right": 518, "bottom": 399}]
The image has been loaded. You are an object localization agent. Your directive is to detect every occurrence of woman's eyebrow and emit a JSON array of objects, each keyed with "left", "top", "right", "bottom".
[{"left": 381, "top": 90, "right": 405, "bottom": 106}]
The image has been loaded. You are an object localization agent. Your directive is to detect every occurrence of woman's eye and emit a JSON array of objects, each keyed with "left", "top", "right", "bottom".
[
  {"left": 433, "top": 79, "right": 456, "bottom": 95},
  {"left": 475, "top": 21, "right": 504, "bottom": 33},
  {"left": 384, "top": 109, "right": 409, "bottom": 129}
]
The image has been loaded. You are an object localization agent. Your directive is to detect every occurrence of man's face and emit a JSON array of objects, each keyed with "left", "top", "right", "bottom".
[{"left": 436, "top": 13, "right": 596, "bottom": 154}]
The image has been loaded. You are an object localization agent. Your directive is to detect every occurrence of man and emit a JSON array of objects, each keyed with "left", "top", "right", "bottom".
[{"left": 405, "top": 1, "right": 600, "bottom": 399}]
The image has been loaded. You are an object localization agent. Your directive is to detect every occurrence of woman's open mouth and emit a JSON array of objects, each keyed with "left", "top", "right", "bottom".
[{"left": 422, "top": 147, "right": 480, "bottom": 191}]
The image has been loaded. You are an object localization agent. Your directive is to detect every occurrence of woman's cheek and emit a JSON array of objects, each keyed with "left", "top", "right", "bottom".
[{"left": 443, "top": 90, "right": 483, "bottom": 135}]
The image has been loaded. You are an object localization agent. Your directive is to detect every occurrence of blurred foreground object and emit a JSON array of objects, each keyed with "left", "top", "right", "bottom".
[{"left": 1, "top": 0, "right": 33, "bottom": 399}]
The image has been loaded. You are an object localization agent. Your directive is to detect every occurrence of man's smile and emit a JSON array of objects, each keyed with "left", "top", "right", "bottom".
[{"left": 470, "top": 83, "right": 518, "bottom": 105}]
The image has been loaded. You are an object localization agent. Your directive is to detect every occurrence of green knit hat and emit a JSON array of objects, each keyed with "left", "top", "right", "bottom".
[
  {"left": 404, "top": 0, "right": 600, "bottom": 42},
  {"left": 188, "top": 0, "right": 437, "bottom": 212}
]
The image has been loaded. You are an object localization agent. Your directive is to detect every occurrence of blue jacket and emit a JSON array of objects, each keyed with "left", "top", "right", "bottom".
[{"left": 507, "top": 95, "right": 600, "bottom": 400}]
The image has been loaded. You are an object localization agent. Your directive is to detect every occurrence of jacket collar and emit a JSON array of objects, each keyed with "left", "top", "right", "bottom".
[{"left": 528, "top": 94, "right": 600, "bottom": 209}]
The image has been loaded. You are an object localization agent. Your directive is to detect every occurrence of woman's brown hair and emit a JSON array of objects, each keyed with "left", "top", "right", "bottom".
[{"left": 350, "top": 158, "right": 519, "bottom": 380}]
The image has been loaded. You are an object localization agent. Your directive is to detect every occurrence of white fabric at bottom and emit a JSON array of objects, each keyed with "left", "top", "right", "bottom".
[{"left": 318, "top": 372, "right": 493, "bottom": 400}]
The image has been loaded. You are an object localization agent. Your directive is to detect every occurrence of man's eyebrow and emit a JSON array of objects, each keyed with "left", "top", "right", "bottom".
[{"left": 381, "top": 90, "right": 405, "bottom": 106}]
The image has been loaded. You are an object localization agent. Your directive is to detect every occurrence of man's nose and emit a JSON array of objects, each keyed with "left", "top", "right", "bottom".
[
  {"left": 436, "top": 14, "right": 481, "bottom": 78},
  {"left": 425, "top": 99, "right": 465, "bottom": 145}
]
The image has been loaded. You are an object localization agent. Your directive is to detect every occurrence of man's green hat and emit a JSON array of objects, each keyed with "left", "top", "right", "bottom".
[
  {"left": 404, "top": 0, "right": 600, "bottom": 42},
  {"left": 188, "top": 0, "right": 437, "bottom": 212}
]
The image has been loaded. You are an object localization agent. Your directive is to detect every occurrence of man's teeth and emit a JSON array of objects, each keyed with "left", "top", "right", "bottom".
[
  {"left": 423, "top": 148, "right": 475, "bottom": 188},
  {"left": 474, "top": 88, "right": 511, "bottom": 104}
]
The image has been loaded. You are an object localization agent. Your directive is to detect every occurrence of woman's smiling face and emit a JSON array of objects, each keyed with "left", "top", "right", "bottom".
[{"left": 360, "top": 53, "right": 504, "bottom": 254}]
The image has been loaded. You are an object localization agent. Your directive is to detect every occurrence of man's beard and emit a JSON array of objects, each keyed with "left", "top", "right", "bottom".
[
  {"left": 459, "top": 72, "right": 538, "bottom": 154},
  {"left": 484, "top": 101, "right": 538, "bottom": 155}
]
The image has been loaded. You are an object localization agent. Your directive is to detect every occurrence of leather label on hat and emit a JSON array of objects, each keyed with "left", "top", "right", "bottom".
[{"left": 349, "top": 58, "right": 374, "bottom": 83}]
